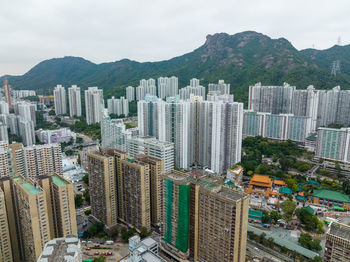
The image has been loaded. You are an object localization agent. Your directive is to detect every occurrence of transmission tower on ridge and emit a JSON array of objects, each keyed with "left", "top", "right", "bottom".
[{"left": 331, "top": 36, "right": 342, "bottom": 76}]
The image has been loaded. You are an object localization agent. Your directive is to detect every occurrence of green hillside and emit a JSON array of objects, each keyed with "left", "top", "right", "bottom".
[{"left": 1, "top": 31, "right": 350, "bottom": 105}]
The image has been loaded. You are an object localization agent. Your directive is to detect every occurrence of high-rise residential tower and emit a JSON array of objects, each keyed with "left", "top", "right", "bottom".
[
  {"left": 14, "top": 176, "right": 51, "bottom": 261},
  {"left": 3, "top": 79, "right": 12, "bottom": 108},
  {"left": 54, "top": 85, "right": 67, "bottom": 115},
  {"left": 324, "top": 222, "right": 350, "bottom": 262},
  {"left": 37, "top": 174, "right": 77, "bottom": 238},
  {"left": 87, "top": 149, "right": 121, "bottom": 227},
  {"left": 126, "top": 86, "right": 135, "bottom": 101},
  {"left": 127, "top": 136, "right": 174, "bottom": 172},
  {"left": 162, "top": 170, "right": 249, "bottom": 262},
  {"left": 68, "top": 85, "right": 82, "bottom": 117},
  {"left": 0, "top": 101, "right": 9, "bottom": 115},
  {"left": 85, "top": 87, "right": 104, "bottom": 125},
  {"left": 23, "top": 143, "right": 62, "bottom": 178},
  {"left": 0, "top": 187, "right": 12, "bottom": 261},
  {"left": 19, "top": 119, "right": 35, "bottom": 146},
  {"left": 138, "top": 95, "right": 243, "bottom": 173},
  {"left": 118, "top": 157, "right": 151, "bottom": 231},
  {"left": 134, "top": 154, "right": 164, "bottom": 227}
]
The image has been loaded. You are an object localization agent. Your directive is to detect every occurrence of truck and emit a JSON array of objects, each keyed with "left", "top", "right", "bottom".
[{"left": 106, "top": 240, "right": 114, "bottom": 245}]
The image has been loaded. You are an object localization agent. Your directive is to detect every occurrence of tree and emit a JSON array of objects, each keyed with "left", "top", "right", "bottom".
[
  {"left": 139, "top": 227, "right": 150, "bottom": 239},
  {"left": 83, "top": 174, "right": 89, "bottom": 185},
  {"left": 83, "top": 189, "right": 90, "bottom": 204},
  {"left": 121, "top": 227, "right": 137, "bottom": 242},
  {"left": 109, "top": 226, "right": 119, "bottom": 241},
  {"left": 75, "top": 194, "right": 83, "bottom": 208},
  {"left": 281, "top": 200, "right": 296, "bottom": 221},
  {"left": 297, "top": 163, "right": 312, "bottom": 172},
  {"left": 88, "top": 222, "right": 105, "bottom": 237},
  {"left": 49, "top": 110, "right": 55, "bottom": 116},
  {"left": 298, "top": 233, "right": 322, "bottom": 251},
  {"left": 313, "top": 256, "right": 322, "bottom": 262},
  {"left": 269, "top": 211, "right": 282, "bottom": 223}
]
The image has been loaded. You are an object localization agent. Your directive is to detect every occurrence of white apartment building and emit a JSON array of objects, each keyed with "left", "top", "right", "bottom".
[
  {"left": 84, "top": 87, "right": 104, "bottom": 125},
  {"left": 107, "top": 96, "right": 129, "bottom": 116},
  {"left": 54, "top": 85, "right": 67, "bottom": 115},
  {"left": 127, "top": 136, "right": 174, "bottom": 172},
  {"left": 126, "top": 86, "right": 135, "bottom": 101},
  {"left": 19, "top": 120, "right": 35, "bottom": 146},
  {"left": 68, "top": 85, "right": 82, "bottom": 117}
]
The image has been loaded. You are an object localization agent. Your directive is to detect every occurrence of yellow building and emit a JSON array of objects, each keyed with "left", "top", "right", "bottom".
[
  {"left": 38, "top": 174, "right": 77, "bottom": 238},
  {"left": 0, "top": 187, "right": 13, "bottom": 261},
  {"left": 162, "top": 170, "right": 249, "bottom": 262},
  {"left": 119, "top": 157, "right": 151, "bottom": 231},
  {"left": 87, "top": 149, "right": 120, "bottom": 227},
  {"left": 14, "top": 176, "right": 51, "bottom": 261},
  {"left": 135, "top": 154, "right": 164, "bottom": 227}
]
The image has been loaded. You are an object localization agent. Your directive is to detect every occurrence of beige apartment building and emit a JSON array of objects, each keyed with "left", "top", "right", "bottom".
[
  {"left": 0, "top": 187, "right": 13, "bottom": 261},
  {"left": 14, "top": 176, "right": 51, "bottom": 261},
  {"left": 135, "top": 154, "right": 164, "bottom": 227},
  {"left": 24, "top": 143, "right": 62, "bottom": 178},
  {"left": 87, "top": 149, "right": 119, "bottom": 227},
  {"left": 324, "top": 222, "right": 350, "bottom": 262},
  {"left": 8, "top": 143, "right": 26, "bottom": 176},
  {"left": 38, "top": 174, "right": 77, "bottom": 239},
  {"left": 119, "top": 157, "right": 151, "bottom": 231},
  {"left": 0, "top": 177, "right": 21, "bottom": 261},
  {"left": 162, "top": 170, "right": 249, "bottom": 262}
]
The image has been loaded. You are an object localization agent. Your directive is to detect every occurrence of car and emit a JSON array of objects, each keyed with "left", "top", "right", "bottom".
[
  {"left": 85, "top": 247, "right": 91, "bottom": 250},
  {"left": 107, "top": 252, "right": 112, "bottom": 256},
  {"left": 94, "top": 244, "right": 100, "bottom": 247},
  {"left": 94, "top": 252, "right": 100, "bottom": 255}
]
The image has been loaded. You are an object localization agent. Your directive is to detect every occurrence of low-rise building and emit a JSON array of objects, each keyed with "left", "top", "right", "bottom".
[
  {"left": 37, "top": 128, "right": 76, "bottom": 144},
  {"left": 121, "top": 235, "right": 165, "bottom": 262},
  {"left": 37, "top": 236, "right": 81, "bottom": 262},
  {"left": 226, "top": 165, "right": 244, "bottom": 185},
  {"left": 312, "top": 189, "right": 350, "bottom": 210}
]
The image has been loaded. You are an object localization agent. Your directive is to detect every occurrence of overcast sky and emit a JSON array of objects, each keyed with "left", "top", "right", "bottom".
[{"left": 1, "top": 0, "right": 349, "bottom": 76}]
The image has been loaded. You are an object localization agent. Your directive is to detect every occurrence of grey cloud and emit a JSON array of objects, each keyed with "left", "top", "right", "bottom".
[{"left": 1, "top": 0, "right": 349, "bottom": 75}]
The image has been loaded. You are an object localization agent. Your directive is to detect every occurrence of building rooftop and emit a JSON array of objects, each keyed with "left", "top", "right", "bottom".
[
  {"left": 37, "top": 236, "right": 80, "bottom": 262},
  {"left": 313, "top": 189, "right": 350, "bottom": 203},
  {"left": 328, "top": 222, "right": 350, "bottom": 241},
  {"left": 164, "top": 171, "right": 247, "bottom": 202},
  {"left": 279, "top": 187, "right": 292, "bottom": 194},
  {"left": 274, "top": 180, "right": 286, "bottom": 186},
  {"left": 20, "top": 181, "right": 41, "bottom": 195},
  {"left": 249, "top": 174, "right": 273, "bottom": 187},
  {"left": 248, "top": 225, "right": 319, "bottom": 259},
  {"left": 52, "top": 175, "right": 68, "bottom": 187}
]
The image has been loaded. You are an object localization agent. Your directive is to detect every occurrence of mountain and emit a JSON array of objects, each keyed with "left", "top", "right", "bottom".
[{"left": 2, "top": 31, "right": 350, "bottom": 104}]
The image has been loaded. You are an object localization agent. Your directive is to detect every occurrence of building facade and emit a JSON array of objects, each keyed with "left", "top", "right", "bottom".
[
  {"left": 68, "top": 85, "right": 82, "bottom": 117},
  {"left": 127, "top": 136, "right": 174, "bottom": 172},
  {"left": 324, "top": 222, "right": 350, "bottom": 262},
  {"left": 162, "top": 170, "right": 249, "bottom": 262},
  {"left": 24, "top": 143, "right": 62, "bottom": 178},
  {"left": 126, "top": 86, "right": 135, "bottom": 101},
  {"left": 85, "top": 87, "right": 104, "bottom": 125},
  {"left": 54, "top": 85, "right": 67, "bottom": 115}
]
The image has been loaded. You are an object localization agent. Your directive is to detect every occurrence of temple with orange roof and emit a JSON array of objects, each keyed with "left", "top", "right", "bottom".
[{"left": 247, "top": 174, "right": 275, "bottom": 198}]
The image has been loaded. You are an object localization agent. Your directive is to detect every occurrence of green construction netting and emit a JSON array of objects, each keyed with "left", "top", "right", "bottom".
[
  {"left": 163, "top": 178, "right": 173, "bottom": 244},
  {"left": 175, "top": 184, "right": 190, "bottom": 253}
]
